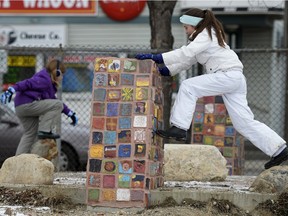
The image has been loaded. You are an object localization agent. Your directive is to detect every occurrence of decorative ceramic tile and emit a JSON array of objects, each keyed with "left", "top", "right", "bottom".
[
  {"left": 95, "top": 58, "right": 108, "bottom": 72},
  {"left": 134, "top": 102, "right": 147, "bottom": 114},
  {"left": 193, "top": 134, "right": 203, "bottom": 143},
  {"left": 106, "top": 118, "right": 118, "bottom": 131},
  {"left": 223, "top": 147, "right": 235, "bottom": 158},
  {"left": 108, "top": 74, "right": 119, "bottom": 87},
  {"left": 203, "top": 124, "right": 215, "bottom": 135},
  {"left": 103, "top": 160, "right": 117, "bottom": 174},
  {"left": 215, "top": 104, "right": 226, "bottom": 115},
  {"left": 107, "top": 89, "right": 121, "bottom": 101},
  {"left": 203, "top": 96, "right": 215, "bottom": 104},
  {"left": 120, "top": 103, "right": 132, "bottom": 116},
  {"left": 225, "top": 127, "right": 236, "bottom": 136},
  {"left": 224, "top": 137, "right": 234, "bottom": 147},
  {"left": 136, "top": 88, "right": 148, "bottom": 101},
  {"left": 130, "top": 190, "right": 144, "bottom": 201},
  {"left": 108, "top": 59, "right": 121, "bottom": 72},
  {"left": 119, "top": 117, "right": 131, "bottom": 129},
  {"left": 139, "top": 60, "right": 152, "bottom": 73},
  {"left": 106, "top": 103, "right": 119, "bottom": 116},
  {"left": 122, "top": 88, "right": 133, "bottom": 101},
  {"left": 152, "top": 74, "right": 161, "bottom": 87},
  {"left": 123, "top": 59, "right": 137, "bottom": 72},
  {"left": 149, "top": 162, "right": 159, "bottom": 176},
  {"left": 92, "top": 117, "right": 105, "bottom": 130},
  {"left": 118, "top": 130, "right": 131, "bottom": 143},
  {"left": 134, "top": 129, "right": 146, "bottom": 143},
  {"left": 116, "top": 189, "right": 130, "bottom": 201},
  {"left": 133, "top": 160, "right": 145, "bottom": 173},
  {"left": 104, "top": 145, "right": 116, "bottom": 158},
  {"left": 103, "top": 175, "right": 115, "bottom": 188},
  {"left": 95, "top": 74, "right": 107, "bottom": 86},
  {"left": 94, "top": 89, "right": 106, "bottom": 101},
  {"left": 149, "top": 147, "right": 159, "bottom": 161},
  {"left": 204, "top": 114, "right": 214, "bottom": 124},
  {"left": 92, "top": 132, "right": 103, "bottom": 144},
  {"left": 136, "top": 75, "right": 150, "bottom": 87},
  {"left": 204, "top": 103, "right": 214, "bottom": 113},
  {"left": 226, "top": 116, "right": 233, "bottom": 126},
  {"left": 135, "top": 144, "right": 146, "bottom": 157},
  {"left": 131, "top": 175, "right": 145, "bottom": 188},
  {"left": 89, "top": 159, "right": 102, "bottom": 172},
  {"left": 195, "top": 103, "right": 204, "bottom": 112},
  {"left": 93, "top": 103, "right": 105, "bottom": 116},
  {"left": 121, "top": 73, "right": 134, "bottom": 86},
  {"left": 88, "top": 189, "right": 100, "bottom": 203},
  {"left": 153, "top": 88, "right": 162, "bottom": 104},
  {"left": 215, "top": 95, "right": 224, "bottom": 103},
  {"left": 118, "top": 144, "right": 131, "bottom": 158},
  {"left": 104, "top": 131, "right": 117, "bottom": 145},
  {"left": 214, "top": 125, "right": 225, "bottom": 136},
  {"left": 102, "top": 189, "right": 116, "bottom": 201},
  {"left": 193, "top": 123, "right": 203, "bottom": 133},
  {"left": 214, "top": 138, "right": 224, "bottom": 147},
  {"left": 194, "top": 112, "right": 204, "bottom": 123},
  {"left": 119, "top": 160, "right": 133, "bottom": 174},
  {"left": 214, "top": 115, "right": 226, "bottom": 124},
  {"left": 202, "top": 135, "right": 213, "bottom": 145},
  {"left": 133, "top": 116, "right": 147, "bottom": 127},
  {"left": 145, "top": 178, "right": 150, "bottom": 190},
  {"left": 90, "top": 145, "right": 104, "bottom": 158},
  {"left": 118, "top": 175, "right": 131, "bottom": 188},
  {"left": 87, "top": 174, "right": 101, "bottom": 187}
]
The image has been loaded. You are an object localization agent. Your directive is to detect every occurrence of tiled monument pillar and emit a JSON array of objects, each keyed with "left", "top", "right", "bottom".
[
  {"left": 86, "top": 58, "right": 164, "bottom": 209},
  {"left": 191, "top": 96, "right": 245, "bottom": 175}
]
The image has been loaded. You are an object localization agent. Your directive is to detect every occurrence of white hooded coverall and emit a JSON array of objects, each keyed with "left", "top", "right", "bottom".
[{"left": 162, "top": 28, "right": 286, "bottom": 157}]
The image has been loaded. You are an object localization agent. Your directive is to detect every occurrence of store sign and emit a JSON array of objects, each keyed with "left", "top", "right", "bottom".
[
  {"left": 180, "top": 0, "right": 284, "bottom": 10},
  {"left": 0, "top": 0, "right": 97, "bottom": 15},
  {"left": 100, "top": 0, "right": 146, "bottom": 21},
  {"left": 7, "top": 55, "right": 36, "bottom": 67},
  {"left": 0, "top": 25, "right": 66, "bottom": 47}
]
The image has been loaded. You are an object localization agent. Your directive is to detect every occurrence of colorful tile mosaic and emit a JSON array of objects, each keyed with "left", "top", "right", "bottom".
[
  {"left": 87, "top": 58, "right": 164, "bottom": 208},
  {"left": 191, "top": 96, "right": 244, "bottom": 175}
]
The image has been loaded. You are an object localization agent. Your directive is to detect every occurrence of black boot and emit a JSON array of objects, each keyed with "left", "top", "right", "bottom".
[
  {"left": 264, "top": 147, "right": 288, "bottom": 169},
  {"left": 38, "top": 131, "right": 60, "bottom": 139},
  {"left": 156, "top": 126, "right": 187, "bottom": 141}
]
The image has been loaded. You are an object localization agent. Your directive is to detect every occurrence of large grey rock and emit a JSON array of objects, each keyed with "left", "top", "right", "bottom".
[
  {"left": 0, "top": 154, "right": 54, "bottom": 185},
  {"left": 249, "top": 165, "right": 288, "bottom": 193},
  {"left": 164, "top": 144, "right": 228, "bottom": 181}
]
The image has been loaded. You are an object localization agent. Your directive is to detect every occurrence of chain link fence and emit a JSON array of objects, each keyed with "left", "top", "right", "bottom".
[{"left": 0, "top": 45, "right": 287, "bottom": 175}]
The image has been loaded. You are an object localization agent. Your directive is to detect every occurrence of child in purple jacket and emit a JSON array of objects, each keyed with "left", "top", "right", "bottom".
[{"left": 1, "top": 59, "right": 78, "bottom": 155}]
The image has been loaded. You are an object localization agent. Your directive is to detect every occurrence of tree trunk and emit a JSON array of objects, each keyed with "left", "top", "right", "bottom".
[{"left": 147, "top": 0, "right": 177, "bottom": 131}]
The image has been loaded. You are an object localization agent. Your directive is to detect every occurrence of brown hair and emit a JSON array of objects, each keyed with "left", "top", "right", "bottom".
[
  {"left": 184, "top": 8, "right": 226, "bottom": 47},
  {"left": 46, "top": 59, "right": 66, "bottom": 87}
]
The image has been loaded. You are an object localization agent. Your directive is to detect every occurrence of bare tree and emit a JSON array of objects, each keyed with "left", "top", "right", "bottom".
[{"left": 147, "top": 0, "right": 177, "bottom": 130}]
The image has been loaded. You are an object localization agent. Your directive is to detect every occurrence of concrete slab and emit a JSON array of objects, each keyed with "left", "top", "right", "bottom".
[{"left": 0, "top": 172, "right": 278, "bottom": 211}]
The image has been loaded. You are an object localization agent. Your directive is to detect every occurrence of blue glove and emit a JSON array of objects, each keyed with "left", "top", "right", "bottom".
[
  {"left": 68, "top": 111, "right": 78, "bottom": 126},
  {"left": 135, "top": 53, "right": 164, "bottom": 64},
  {"left": 158, "top": 67, "right": 170, "bottom": 76},
  {"left": 1, "top": 87, "right": 15, "bottom": 104}
]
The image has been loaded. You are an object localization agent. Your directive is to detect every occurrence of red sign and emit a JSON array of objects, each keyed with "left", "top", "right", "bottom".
[
  {"left": 0, "top": 0, "right": 97, "bottom": 15},
  {"left": 100, "top": 0, "right": 146, "bottom": 21}
]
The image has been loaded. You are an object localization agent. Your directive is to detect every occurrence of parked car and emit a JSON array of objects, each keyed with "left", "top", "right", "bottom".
[{"left": 0, "top": 103, "right": 89, "bottom": 171}]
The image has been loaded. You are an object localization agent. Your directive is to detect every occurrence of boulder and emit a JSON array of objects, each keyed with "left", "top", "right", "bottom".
[
  {"left": 249, "top": 165, "right": 288, "bottom": 193},
  {"left": 164, "top": 144, "right": 228, "bottom": 181},
  {"left": 0, "top": 154, "right": 54, "bottom": 185}
]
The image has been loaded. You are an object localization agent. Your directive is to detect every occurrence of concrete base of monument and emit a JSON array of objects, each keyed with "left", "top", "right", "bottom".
[{"left": 0, "top": 172, "right": 278, "bottom": 213}]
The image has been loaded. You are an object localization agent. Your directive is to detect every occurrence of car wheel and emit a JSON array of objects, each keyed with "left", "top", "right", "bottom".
[{"left": 59, "top": 142, "right": 79, "bottom": 171}]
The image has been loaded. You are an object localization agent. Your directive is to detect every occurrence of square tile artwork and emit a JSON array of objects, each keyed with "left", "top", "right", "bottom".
[
  {"left": 191, "top": 96, "right": 245, "bottom": 175},
  {"left": 87, "top": 58, "right": 164, "bottom": 208}
]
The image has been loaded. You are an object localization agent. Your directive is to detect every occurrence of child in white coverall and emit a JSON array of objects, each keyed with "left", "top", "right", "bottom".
[{"left": 135, "top": 8, "right": 288, "bottom": 170}]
